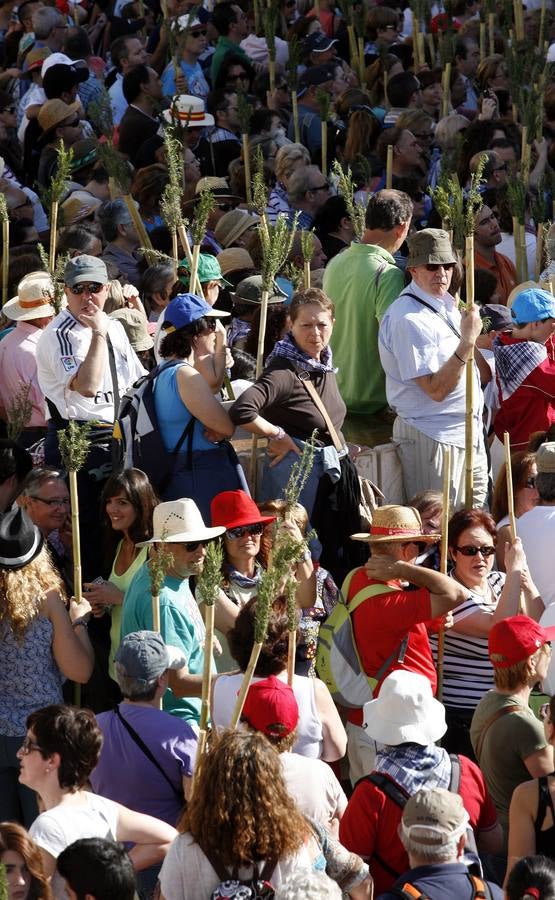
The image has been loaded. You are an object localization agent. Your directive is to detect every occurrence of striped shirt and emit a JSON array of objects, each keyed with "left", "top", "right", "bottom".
[{"left": 430, "top": 571, "right": 505, "bottom": 710}]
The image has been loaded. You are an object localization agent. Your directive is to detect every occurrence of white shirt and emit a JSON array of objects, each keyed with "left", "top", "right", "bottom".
[
  {"left": 517, "top": 505, "right": 555, "bottom": 607},
  {"left": 378, "top": 282, "right": 483, "bottom": 447},
  {"left": 36, "top": 310, "right": 145, "bottom": 424},
  {"left": 108, "top": 72, "right": 128, "bottom": 126}
]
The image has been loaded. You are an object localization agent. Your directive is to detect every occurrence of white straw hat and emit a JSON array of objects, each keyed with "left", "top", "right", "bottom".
[
  {"left": 136, "top": 498, "right": 225, "bottom": 546},
  {"left": 3, "top": 271, "right": 56, "bottom": 321},
  {"left": 162, "top": 94, "right": 214, "bottom": 127},
  {"left": 363, "top": 670, "right": 447, "bottom": 746}
]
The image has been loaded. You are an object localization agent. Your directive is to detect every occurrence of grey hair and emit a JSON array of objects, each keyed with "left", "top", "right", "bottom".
[
  {"left": 274, "top": 870, "right": 342, "bottom": 899},
  {"left": 32, "top": 6, "right": 64, "bottom": 38},
  {"left": 19, "top": 467, "right": 66, "bottom": 497},
  {"left": 140, "top": 262, "right": 175, "bottom": 301},
  {"left": 275, "top": 143, "right": 310, "bottom": 185},
  {"left": 287, "top": 165, "right": 322, "bottom": 205},
  {"left": 536, "top": 471, "right": 555, "bottom": 502},
  {"left": 97, "top": 199, "right": 133, "bottom": 243},
  {"left": 114, "top": 663, "right": 160, "bottom": 701},
  {"left": 401, "top": 832, "right": 460, "bottom": 864}
]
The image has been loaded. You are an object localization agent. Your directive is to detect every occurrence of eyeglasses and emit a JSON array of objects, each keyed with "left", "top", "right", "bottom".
[
  {"left": 69, "top": 282, "right": 104, "bottom": 294},
  {"left": 226, "top": 522, "right": 264, "bottom": 539},
  {"left": 453, "top": 544, "right": 496, "bottom": 557},
  {"left": 525, "top": 476, "right": 536, "bottom": 488},
  {"left": 184, "top": 539, "right": 210, "bottom": 551},
  {"left": 217, "top": 202, "right": 236, "bottom": 212},
  {"left": 0, "top": 106, "right": 15, "bottom": 114},
  {"left": 425, "top": 263, "right": 455, "bottom": 271},
  {"left": 30, "top": 495, "right": 70, "bottom": 508},
  {"left": 19, "top": 736, "right": 43, "bottom": 755},
  {"left": 190, "top": 28, "right": 207, "bottom": 37},
  {"left": 62, "top": 117, "right": 81, "bottom": 129}
]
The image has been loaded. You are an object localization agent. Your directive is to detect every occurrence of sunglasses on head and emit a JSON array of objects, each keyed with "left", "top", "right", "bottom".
[
  {"left": 226, "top": 522, "right": 264, "bottom": 539},
  {"left": 454, "top": 544, "right": 496, "bottom": 557},
  {"left": 425, "top": 263, "right": 455, "bottom": 271},
  {"left": 69, "top": 282, "right": 104, "bottom": 294}
]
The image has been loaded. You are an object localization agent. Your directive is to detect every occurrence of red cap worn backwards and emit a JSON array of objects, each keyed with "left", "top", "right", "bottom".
[
  {"left": 488, "top": 615, "right": 555, "bottom": 668},
  {"left": 242, "top": 676, "right": 299, "bottom": 737}
]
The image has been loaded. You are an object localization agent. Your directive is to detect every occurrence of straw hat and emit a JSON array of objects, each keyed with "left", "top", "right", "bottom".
[
  {"left": 506, "top": 280, "right": 540, "bottom": 309},
  {"left": 109, "top": 308, "right": 154, "bottom": 352},
  {"left": 61, "top": 192, "right": 102, "bottom": 225},
  {"left": 217, "top": 247, "right": 255, "bottom": 276},
  {"left": 38, "top": 98, "right": 80, "bottom": 134},
  {"left": 3, "top": 271, "right": 56, "bottom": 321},
  {"left": 351, "top": 504, "right": 440, "bottom": 543},
  {"left": 162, "top": 94, "right": 214, "bottom": 127},
  {"left": 363, "top": 670, "right": 447, "bottom": 746},
  {"left": 214, "top": 208, "right": 260, "bottom": 248},
  {"left": 136, "top": 499, "right": 225, "bottom": 546}
]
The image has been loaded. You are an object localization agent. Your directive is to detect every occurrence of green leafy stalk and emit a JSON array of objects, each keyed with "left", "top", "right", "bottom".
[
  {"left": 254, "top": 532, "right": 307, "bottom": 643},
  {"left": 300, "top": 230, "right": 315, "bottom": 265},
  {"left": 259, "top": 213, "right": 297, "bottom": 292},
  {"left": 149, "top": 530, "right": 175, "bottom": 599},
  {"left": 58, "top": 420, "right": 93, "bottom": 472},
  {"left": 0, "top": 862, "right": 7, "bottom": 900},
  {"left": 237, "top": 88, "right": 252, "bottom": 136},
  {"left": 37, "top": 244, "right": 69, "bottom": 315},
  {"left": 7, "top": 382, "right": 33, "bottom": 441},
  {"left": 252, "top": 146, "right": 269, "bottom": 222},
  {"left": 429, "top": 173, "right": 465, "bottom": 253},
  {"left": 531, "top": 175, "right": 551, "bottom": 224},
  {"left": 506, "top": 179, "right": 527, "bottom": 226},
  {"left": 161, "top": 129, "right": 185, "bottom": 233},
  {"left": 190, "top": 188, "right": 215, "bottom": 247},
  {"left": 263, "top": 0, "right": 279, "bottom": 66},
  {"left": 196, "top": 538, "right": 224, "bottom": 607},
  {"left": 95, "top": 139, "right": 131, "bottom": 195},
  {"left": 315, "top": 87, "right": 332, "bottom": 123},
  {"left": 282, "top": 429, "right": 317, "bottom": 512},
  {"left": 332, "top": 159, "right": 367, "bottom": 241},
  {"left": 464, "top": 154, "right": 486, "bottom": 237},
  {"left": 0, "top": 194, "right": 8, "bottom": 224},
  {"left": 286, "top": 35, "right": 301, "bottom": 93},
  {"left": 88, "top": 88, "right": 114, "bottom": 139},
  {"left": 282, "top": 261, "right": 304, "bottom": 291}
]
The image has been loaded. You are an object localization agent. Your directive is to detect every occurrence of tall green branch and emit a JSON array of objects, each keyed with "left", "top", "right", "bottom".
[
  {"left": 259, "top": 213, "right": 296, "bottom": 291},
  {"left": 7, "top": 382, "right": 33, "bottom": 442},
  {"left": 161, "top": 129, "right": 185, "bottom": 233},
  {"left": 190, "top": 189, "right": 215, "bottom": 247},
  {"left": 58, "top": 420, "right": 93, "bottom": 472},
  {"left": 282, "top": 429, "right": 317, "bottom": 512},
  {"left": 196, "top": 538, "right": 224, "bottom": 606},
  {"left": 332, "top": 160, "right": 367, "bottom": 241}
]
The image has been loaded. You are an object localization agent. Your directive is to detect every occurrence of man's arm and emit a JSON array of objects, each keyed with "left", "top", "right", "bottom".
[
  {"left": 168, "top": 666, "right": 203, "bottom": 698},
  {"left": 69, "top": 308, "right": 109, "bottom": 398},
  {"left": 364, "top": 557, "right": 468, "bottom": 617},
  {"left": 413, "top": 304, "right": 483, "bottom": 402}
]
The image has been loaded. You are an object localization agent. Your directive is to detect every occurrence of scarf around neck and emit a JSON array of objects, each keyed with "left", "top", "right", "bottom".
[
  {"left": 265, "top": 331, "right": 335, "bottom": 373},
  {"left": 374, "top": 742, "right": 451, "bottom": 796}
]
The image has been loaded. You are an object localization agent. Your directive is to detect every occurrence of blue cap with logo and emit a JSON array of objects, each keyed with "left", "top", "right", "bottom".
[
  {"left": 511, "top": 288, "right": 555, "bottom": 324},
  {"left": 162, "top": 292, "right": 230, "bottom": 333}
]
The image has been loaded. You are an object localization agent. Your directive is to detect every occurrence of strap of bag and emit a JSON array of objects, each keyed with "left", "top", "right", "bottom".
[
  {"left": 297, "top": 372, "right": 344, "bottom": 454},
  {"left": 204, "top": 847, "right": 276, "bottom": 884},
  {"left": 403, "top": 292, "right": 462, "bottom": 340},
  {"left": 391, "top": 884, "right": 427, "bottom": 899},
  {"left": 152, "top": 362, "right": 197, "bottom": 455},
  {"left": 114, "top": 705, "right": 183, "bottom": 801},
  {"left": 366, "top": 772, "right": 410, "bottom": 808},
  {"left": 343, "top": 579, "right": 409, "bottom": 682},
  {"left": 448, "top": 753, "right": 461, "bottom": 794},
  {"left": 475, "top": 704, "right": 524, "bottom": 761},
  {"left": 468, "top": 874, "right": 493, "bottom": 899},
  {"left": 106, "top": 335, "right": 121, "bottom": 423}
]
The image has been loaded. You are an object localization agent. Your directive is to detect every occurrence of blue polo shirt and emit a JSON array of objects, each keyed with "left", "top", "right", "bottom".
[{"left": 377, "top": 863, "right": 503, "bottom": 900}]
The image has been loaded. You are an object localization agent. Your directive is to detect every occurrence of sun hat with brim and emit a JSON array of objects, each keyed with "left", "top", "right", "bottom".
[
  {"left": 231, "top": 274, "right": 287, "bottom": 306},
  {"left": 0, "top": 507, "right": 44, "bottom": 570},
  {"left": 64, "top": 254, "right": 108, "bottom": 287},
  {"left": 488, "top": 614, "right": 555, "bottom": 668},
  {"left": 162, "top": 292, "right": 230, "bottom": 334},
  {"left": 61, "top": 193, "right": 102, "bottom": 226},
  {"left": 363, "top": 669, "right": 447, "bottom": 745},
  {"left": 214, "top": 209, "right": 260, "bottom": 249},
  {"left": 510, "top": 288, "right": 555, "bottom": 324},
  {"left": 217, "top": 248, "right": 255, "bottom": 276},
  {"left": 69, "top": 139, "right": 98, "bottom": 173},
  {"left": 506, "top": 280, "right": 538, "bottom": 309},
  {"left": 115, "top": 631, "right": 186, "bottom": 682},
  {"left": 210, "top": 490, "right": 276, "bottom": 530},
  {"left": 136, "top": 498, "right": 225, "bottom": 546},
  {"left": 110, "top": 308, "right": 154, "bottom": 352},
  {"left": 38, "top": 98, "right": 80, "bottom": 135},
  {"left": 242, "top": 676, "right": 299, "bottom": 737},
  {"left": 401, "top": 789, "right": 469, "bottom": 847},
  {"left": 162, "top": 94, "right": 214, "bottom": 128},
  {"left": 3, "top": 271, "right": 55, "bottom": 322},
  {"left": 536, "top": 442, "right": 555, "bottom": 474},
  {"left": 406, "top": 228, "right": 457, "bottom": 268},
  {"left": 23, "top": 46, "right": 51, "bottom": 75},
  {"left": 178, "top": 253, "right": 232, "bottom": 288},
  {"left": 351, "top": 504, "right": 440, "bottom": 543}
]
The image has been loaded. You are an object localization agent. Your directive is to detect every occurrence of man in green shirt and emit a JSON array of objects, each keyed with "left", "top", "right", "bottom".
[
  {"left": 323, "top": 190, "right": 413, "bottom": 416},
  {"left": 210, "top": 1, "right": 249, "bottom": 84}
]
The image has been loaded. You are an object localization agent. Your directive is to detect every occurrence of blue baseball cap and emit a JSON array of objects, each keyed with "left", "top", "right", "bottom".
[
  {"left": 163, "top": 292, "right": 230, "bottom": 333},
  {"left": 511, "top": 288, "right": 555, "bottom": 324}
]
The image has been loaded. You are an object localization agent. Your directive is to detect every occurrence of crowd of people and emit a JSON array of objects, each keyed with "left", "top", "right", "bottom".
[{"left": 2, "top": 0, "right": 555, "bottom": 897}]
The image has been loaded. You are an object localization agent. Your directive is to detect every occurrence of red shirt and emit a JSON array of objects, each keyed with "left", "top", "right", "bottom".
[
  {"left": 339, "top": 755, "right": 498, "bottom": 896},
  {"left": 347, "top": 569, "right": 436, "bottom": 727},
  {"left": 494, "top": 332, "right": 555, "bottom": 449}
]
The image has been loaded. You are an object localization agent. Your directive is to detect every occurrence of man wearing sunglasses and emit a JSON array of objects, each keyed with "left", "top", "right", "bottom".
[
  {"left": 161, "top": 14, "right": 209, "bottom": 101},
  {"left": 36, "top": 254, "right": 146, "bottom": 578},
  {"left": 379, "top": 227, "right": 490, "bottom": 508},
  {"left": 121, "top": 499, "right": 238, "bottom": 726}
]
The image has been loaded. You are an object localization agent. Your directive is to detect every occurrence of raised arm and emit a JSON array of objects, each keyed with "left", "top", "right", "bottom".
[
  {"left": 46, "top": 590, "right": 94, "bottom": 683},
  {"left": 364, "top": 557, "right": 468, "bottom": 618},
  {"left": 69, "top": 309, "right": 109, "bottom": 398},
  {"left": 413, "top": 305, "right": 483, "bottom": 403}
]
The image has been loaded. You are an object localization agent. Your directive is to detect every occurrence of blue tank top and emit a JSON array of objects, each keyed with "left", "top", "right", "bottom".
[{"left": 154, "top": 362, "right": 216, "bottom": 452}]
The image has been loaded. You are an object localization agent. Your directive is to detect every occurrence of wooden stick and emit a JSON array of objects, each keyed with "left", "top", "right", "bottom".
[
  {"left": 171, "top": 229, "right": 178, "bottom": 267},
  {"left": 242, "top": 134, "right": 252, "bottom": 206},
  {"left": 386, "top": 144, "right": 393, "bottom": 189},
  {"left": 512, "top": 215, "right": 523, "bottom": 284},
  {"left": 123, "top": 194, "right": 155, "bottom": 266},
  {"left": 412, "top": 17, "right": 420, "bottom": 70},
  {"left": 464, "top": 234, "right": 475, "bottom": 510},
  {"left": 69, "top": 470, "right": 82, "bottom": 603},
  {"left": 479, "top": 21, "right": 486, "bottom": 60},
  {"left": 441, "top": 62, "right": 451, "bottom": 119},
  {"left": 321, "top": 120, "right": 327, "bottom": 176},
  {"left": 189, "top": 244, "right": 201, "bottom": 297},
  {"left": 417, "top": 32, "right": 425, "bottom": 69},
  {"left": 229, "top": 642, "right": 263, "bottom": 727},
  {"left": 513, "top": 0, "right": 524, "bottom": 41},
  {"left": 49, "top": 200, "right": 58, "bottom": 274},
  {"left": 503, "top": 431, "right": 526, "bottom": 615},
  {"left": 303, "top": 260, "right": 311, "bottom": 289},
  {"left": 347, "top": 23, "right": 358, "bottom": 70},
  {"left": 437, "top": 446, "right": 452, "bottom": 703},
  {"left": 539, "top": 0, "right": 547, "bottom": 51},
  {"left": 535, "top": 223, "right": 545, "bottom": 281},
  {"left": 198, "top": 602, "right": 214, "bottom": 740},
  {"left": 2, "top": 219, "right": 8, "bottom": 307},
  {"left": 268, "top": 55, "right": 276, "bottom": 95},
  {"left": 357, "top": 36, "right": 365, "bottom": 88},
  {"left": 287, "top": 629, "right": 296, "bottom": 686},
  {"left": 488, "top": 12, "right": 495, "bottom": 54},
  {"left": 520, "top": 222, "right": 528, "bottom": 281},
  {"left": 291, "top": 91, "right": 300, "bottom": 144},
  {"left": 152, "top": 590, "right": 161, "bottom": 632}
]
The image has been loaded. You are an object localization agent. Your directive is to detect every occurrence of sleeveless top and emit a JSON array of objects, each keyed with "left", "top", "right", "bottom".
[
  {"left": 153, "top": 362, "right": 215, "bottom": 452},
  {"left": 0, "top": 615, "right": 64, "bottom": 736},
  {"left": 108, "top": 542, "right": 148, "bottom": 681},
  {"left": 213, "top": 671, "right": 324, "bottom": 758},
  {"left": 535, "top": 774, "right": 555, "bottom": 858}
]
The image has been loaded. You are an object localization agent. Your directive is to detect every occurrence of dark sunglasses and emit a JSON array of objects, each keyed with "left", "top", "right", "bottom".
[
  {"left": 227, "top": 522, "right": 264, "bottom": 539},
  {"left": 63, "top": 117, "right": 81, "bottom": 128},
  {"left": 69, "top": 282, "right": 104, "bottom": 294},
  {"left": 184, "top": 539, "right": 211, "bottom": 551},
  {"left": 217, "top": 202, "right": 236, "bottom": 212},
  {"left": 525, "top": 476, "right": 536, "bottom": 488},
  {"left": 201, "top": 318, "right": 217, "bottom": 332},
  {"left": 190, "top": 28, "right": 207, "bottom": 37},
  {"left": 0, "top": 105, "right": 15, "bottom": 114},
  {"left": 425, "top": 263, "right": 456, "bottom": 271},
  {"left": 310, "top": 181, "right": 330, "bottom": 193},
  {"left": 454, "top": 544, "right": 496, "bottom": 557}
]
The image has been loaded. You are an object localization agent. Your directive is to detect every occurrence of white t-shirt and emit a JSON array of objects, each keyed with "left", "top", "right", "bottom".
[
  {"left": 517, "top": 506, "right": 555, "bottom": 607},
  {"left": 280, "top": 752, "right": 347, "bottom": 830},
  {"left": 29, "top": 793, "right": 119, "bottom": 900},
  {"left": 36, "top": 310, "right": 145, "bottom": 424}
]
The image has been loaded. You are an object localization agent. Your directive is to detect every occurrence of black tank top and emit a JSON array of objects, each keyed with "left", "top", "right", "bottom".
[{"left": 534, "top": 774, "right": 555, "bottom": 858}]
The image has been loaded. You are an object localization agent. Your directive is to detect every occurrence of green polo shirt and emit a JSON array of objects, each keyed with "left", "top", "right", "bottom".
[
  {"left": 210, "top": 36, "right": 250, "bottom": 84},
  {"left": 323, "top": 242, "right": 404, "bottom": 415}
]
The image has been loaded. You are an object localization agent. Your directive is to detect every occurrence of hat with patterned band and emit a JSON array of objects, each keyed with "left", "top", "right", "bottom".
[
  {"left": 351, "top": 504, "right": 440, "bottom": 543},
  {"left": 163, "top": 94, "right": 214, "bottom": 127}
]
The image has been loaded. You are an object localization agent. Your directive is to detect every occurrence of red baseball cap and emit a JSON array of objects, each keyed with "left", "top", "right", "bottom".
[
  {"left": 489, "top": 615, "right": 555, "bottom": 668},
  {"left": 210, "top": 490, "right": 276, "bottom": 531},
  {"left": 242, "top": 676, "right": 299, "bottom": 737}
]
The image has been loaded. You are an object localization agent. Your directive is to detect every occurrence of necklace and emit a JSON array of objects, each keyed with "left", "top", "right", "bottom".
[{"left": 452, "top": 570, "right": 495, "bottom": 603}]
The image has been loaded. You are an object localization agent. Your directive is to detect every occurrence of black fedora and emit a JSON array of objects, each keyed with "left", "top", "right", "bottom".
[{"left": 0, "top": 507, "right": 43, "bottom": 570}]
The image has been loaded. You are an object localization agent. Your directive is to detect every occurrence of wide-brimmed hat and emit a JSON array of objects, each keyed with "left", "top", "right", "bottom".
[
  {"left": 351, "top": 504, "right": 440, "bottom": 543},
  {"left": 510, "top": 287, "right": 555, "bottom": 324},
  {"left": 137, "top": 499, "right": 225, "bottom": 546},
  {"left": 217, "top": 247, "right": 255, "bottom": 277},
  {"left": 0, "top": 507, "right": 44, "bottom": 570},
  {"left": 38, "top": 98, "right": 80, "bottom": 135},
  {"left": 210, "top": 490, "right": 276, "bottom": 530},
  {"left": 363, "top": 670, "right": 447, "bottom": 745},
  {"left": 3, "top": 271, "right": 55, "bottom": 321},
  {"left": 23, "top": 46, "right": 51, "bottom": 75},
  {"left": 489, "top": 614, "right": 555, "bottom": 668},
  {"left": 163, "top": 94, "right": 214, "bottom": 127},
  {"left": 110, "top": 308, "right": 154, "bottom": 352},
  {"left": 69, "top": 139, "right": 98, "bottom": 174},
  {"left": 214, "top": 209, "right": 260, "bottom": 249},
  {"left": 61, "top": 192, "right": 102, "bottom": 226},
  {"left": 162, "top": 293, "right": 230, "bottom": 333},
  {"left": 407, "top": 228, "right": 457, "bottom": 268},
  {"left": 231, "top": 274, "right": 287, "bottom": 307},
  {"left": 242, "top": 675, "right": 299, "bottom": 737},
  {"left": 178, "top": 253, "right": 232, "bottom": 288},
  {"left": 115, "top": 631, "right": 186, "bottom": 683},
  {"left": 64, "top": 254, "right": 108, "bottom": 287}
]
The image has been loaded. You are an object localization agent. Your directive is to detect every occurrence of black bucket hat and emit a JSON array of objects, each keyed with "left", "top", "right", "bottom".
[{"left": 0, "top": 507, "right": 44, "bottom": 570}]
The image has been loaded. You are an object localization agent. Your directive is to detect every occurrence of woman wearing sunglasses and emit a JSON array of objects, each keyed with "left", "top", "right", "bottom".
[{"left": 430, "top": 508, "right": 543, "bottom": 759}]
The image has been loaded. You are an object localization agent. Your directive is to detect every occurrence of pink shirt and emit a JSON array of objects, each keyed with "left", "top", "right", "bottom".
[{"left": 0, "top": 321, "right": 47, "bottom": 427}]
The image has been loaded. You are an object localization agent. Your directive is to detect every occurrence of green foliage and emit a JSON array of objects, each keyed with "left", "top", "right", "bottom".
[
  {"left": 0, "top": 193, "right": 8, "bottom": 224},
  {"left": 88, "top": 88, "right": 114, "bottom": 139},
  {"left": 315, "top": 87, "right": 332, "bottom": 123},
  {"left": 286, "top": 35, "right": 302, "bottom": 93},
  {"left": 332, "top": 160, "right": 367, "bottom": 241},
  {"left": 37, "top": 244, "right": 69, "bottom": 314},
  {"left": 282, "top": 261, "right": 304, "bottom": 291},
  {"left": 161, "top": 129, "right": 184, "bottom": 232},
  {"left": 282, "top": 430, "right": 317, "bottom": 512},
  {"left": 58, "top": 420, "right": 93, "bottom": 472},
  {"left": 196, "top": 538, "right": 224, "bottom": 607},
  {"left": 465, "top": 154, "right": 486, "bottom": 236},
  {"left": 149, "top": 530, "right": 175, "bottom": 598},
  {"left": 259, "top": 213, "right": 296, "bottom": 292},
  {"left": 190, "top": 189, "right": 215, "bottom": 246},
  {"left": 7, "top": 382, "right": 32, "bottom": 441},
  {"left": 300, "top": 229, "right": 315, "bottom": 264},
  {"left": 263, "top": 0, "right": 279, "bottom": 61},
  {"left": 0, "top": 862, "right": 7, "bottom": 900},
  {"left": 95, "top": 140, "right": 131, "bottom": 195},
  {"left": 39, "top": 141, "right": 74, "bottom": 214},
  {"left": 506, "top": 179, "right": 527, "bottom": 226},
  {"left": 237, "top": 89, "right": 252, "bottom": 136},
  {"left": 254, "top": 532, "right": 307, "bottom": 643},
  {"left": 252, "top": 146, "right": 269, "bottom": 217}
]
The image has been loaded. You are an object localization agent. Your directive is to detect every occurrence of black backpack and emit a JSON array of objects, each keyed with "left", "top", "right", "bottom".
[{"left": 205, "top": 849, "right": 276, "bottom": 900}]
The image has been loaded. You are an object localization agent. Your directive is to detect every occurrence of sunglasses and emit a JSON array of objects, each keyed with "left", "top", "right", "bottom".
[
  {"left": 310, "top": 182, "right": 330, "bottom": 193},
  {"left": 226, "top": 522, "right": 264, "bottom": 539},
  {"left": 454, "top": 544, "right": 496, "bottom": 557},
  {"left": 30, "top": 495, "right": 70, "bottom": 508},
  {"left": 425, "top": 263, "right": 456, "bottom": 271},
  {"left": 184, "top": 539, "right": 211, "bottom": 551},
  {"left": 525, "top": 477, "right": 536, "bottom": 488},
  {"left": 217, "top": 203, "right": 236, "bottom": 212},
  {"left": 0, "top": 105, "right": 15, "bottom": 114},
  {"left": 201, "top": 318, "right": 217, "bottom": 332},
  {"left": 69, "top": 282, "right": 104, "bottom": 294},
  {"left": 190, "top": 28, "right": 207, "bottom": 37},
  {"left": 19, "top": 736, "right": 43, "bottom": 755},
  {"left": 63, "top": 117, "right": 81, "bottom": 128}
]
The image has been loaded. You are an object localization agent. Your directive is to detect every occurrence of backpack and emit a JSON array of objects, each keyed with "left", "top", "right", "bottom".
[
  {"left": 391, "top": 873, "right": 493, "bottom": 899},
  {"left": 315, "top": 568, "right": 407, "bottom": 708},
  {"left": 206, "top": 850, "right": 276, "bottom": 900},
  {"left": 115, "top": 360, "right": 194, "bottom": 494}
]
